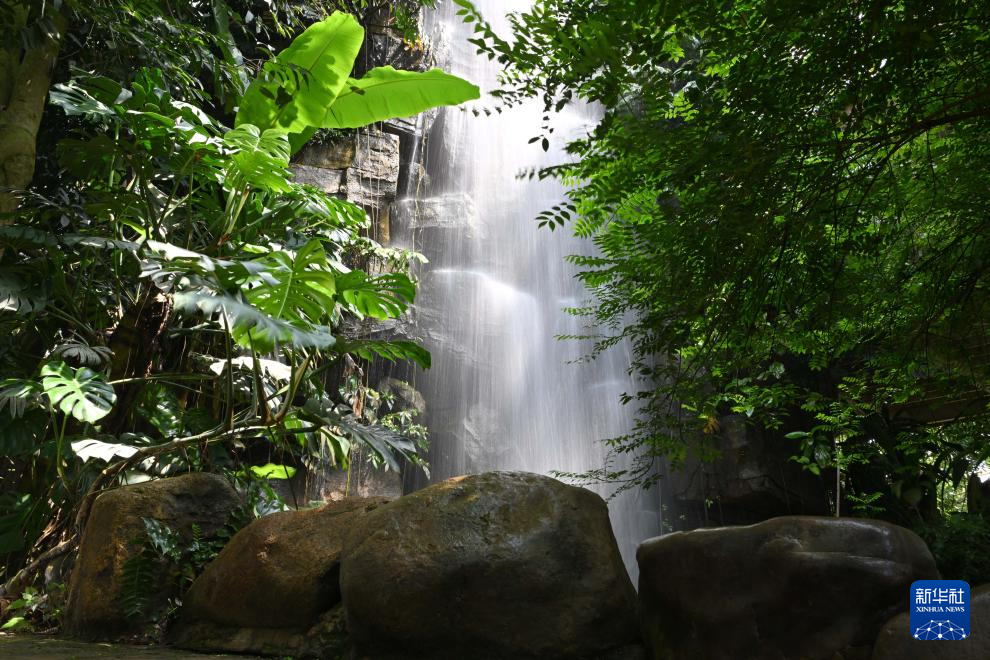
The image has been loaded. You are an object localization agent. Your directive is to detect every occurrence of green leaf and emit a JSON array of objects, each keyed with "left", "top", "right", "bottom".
[
  {"left": 0, "top": 271, "right": 46, "bottom": 313},
  {"left": 336, "top": 338, "right": 431, "bottom": 369},
  {"left": 336, "top": 270, "right": 415, "bottom": 320},
  {"left": 51, "top": 341, "right": 114, "bottom": 368},
  {"left": 70, "top": 438, "right": 140, "bottom": 463},
  {"left": 173, "top": 290, "right": 336, "bottom": 353},
  {"left": 49, "top": 80, "right": 117, "bottom": 119},
  {"left": 0, "top": 410, "right": 49, "bottom": 458},
  {"left": 1, "top": 616, "right": 29, "bottom": 630},
  {"left": 321, "top": 67, "right": 481, "bottom": 129},
  {"left": 223, "top": 124, "right": 293, "bottom": 192},
  {"left": 233, "top": 240, "right": 338, "bottom": 350},
  {"left": 41, "top": 362, "right": 117, "bottom": 424},
  {"left": 301, "top": 397, "right": 418, "bottom": 472},
  {"left": 236, "top": 12, "right": 365, "bottom": 136},
  {"left": 0, "top": 379, "right": 42, "bottom": 418},
  {"left": 249, "top": 463, "right": 297, "bottom": 479}
]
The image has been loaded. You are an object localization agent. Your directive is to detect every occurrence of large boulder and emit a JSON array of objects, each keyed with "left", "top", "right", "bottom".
[
  {"left": 170, "top": 497, "right": 389, "bottom": 658},
  {"left": 872, "top": 583, "right": 990, "bottom": 660},
  {"left": 64, "top": 472, "right": 242, "bottom": 639},
  {"left": 638, "top": 516, "right": 940, "bottom": 660},
  {"left": 340, "top": 471, "right": 640, "bottom": 660}
]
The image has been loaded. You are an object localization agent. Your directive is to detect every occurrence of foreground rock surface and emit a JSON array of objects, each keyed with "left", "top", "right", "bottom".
[
  {"left": 170, "top": 497, "right": 389, "bottom": 658},
  {"left": 872, "top": 583, "right": 989, "bottom": 660},
  {"left": 638, "top": 516, "right": 939, "bottom": 660},
  {"left": 64, "top": 473, "right": 241, "bottom": 640},
  {"left": 341, "top": 471, "right": 640, "bottom": 660}
]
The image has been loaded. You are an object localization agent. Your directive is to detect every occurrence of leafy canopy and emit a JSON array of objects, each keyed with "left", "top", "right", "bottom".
[{"left": 459, "top": 0, "right": 990, "bottom": 519}]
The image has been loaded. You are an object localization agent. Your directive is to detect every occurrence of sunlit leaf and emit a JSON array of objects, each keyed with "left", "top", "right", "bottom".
[
  {"left": 236, "top": 12, "right": 365, "bottom": 138},
  {"left": 249, "top": 463, "right": 297, "bottom": 479},
  {"left": 41, "top": 362, "right": 116, "bottom": 424},
  {"left": 321, "top": 67, "right": 480, "bottom": 129}
]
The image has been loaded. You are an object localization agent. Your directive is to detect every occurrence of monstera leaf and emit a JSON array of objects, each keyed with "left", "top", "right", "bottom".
[
  {"left": 336, "top": 270, "right": 415, "bottom": 320},
  {"left": 51, "top": 340, "right": 114, "bottom": 368},
  {"left": 0, "top": 410, "right": 48, "bottom": 458},
  {"left": 233, "top": 240, "right": 337, "bottom": 349},
  {"left": 70, "top": 438, "right": 140, "bottom": 463},
  {"left": 236, "top": 12, "right": 365, "bottom": 136},
  {"left": 0, "top": 379, "right": 41, "bottom": 418},
  {"left": 321, "top": 67, "right": 480, "bottom": 129},
  {"left": 0, "top": 271, "right": 46, "bottom": 314},
  {"left": 41, "top": 362, "right": 117, "bottom": 424},
  {"left": 168, "top": 240, "right": 345, "bottom": 352},
  {"left": 173, "top": 290, "right": 336, "bottom": 354},
  {"left": 245, "top": 241, "right": 336, "bottom": 317}
]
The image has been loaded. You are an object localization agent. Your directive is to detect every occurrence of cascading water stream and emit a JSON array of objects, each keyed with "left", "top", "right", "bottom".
[{"left": 394, "top": 0, "right": 661, "bottom": 579}]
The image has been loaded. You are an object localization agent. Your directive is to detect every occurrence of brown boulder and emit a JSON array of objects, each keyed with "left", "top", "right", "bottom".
[
  {"left": 64, "top": 472, "right": 242, "bottom": 639},
  {"left": 872, "top": 583, "right": 990, "bottom": 660},
  {"left": 638, "top": 516, "right": 940, "bottom": 659},
  {"left": 169, "top": 497, "right": 389, "bottom": 658},
  {"left": 340, "top": 471, "right": 639, "bottom": 660}
]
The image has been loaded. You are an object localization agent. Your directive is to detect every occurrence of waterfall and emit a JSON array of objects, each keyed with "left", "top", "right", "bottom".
[{"left": 393, "top": 0, "right": 661, "bottom": 580}]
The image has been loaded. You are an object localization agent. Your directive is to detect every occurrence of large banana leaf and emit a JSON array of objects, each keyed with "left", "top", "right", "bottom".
[
  {"left": 41, "top": 362, "right": 117, "bottom": 424},
  {"left": 236, "top": 12, "right": 365, "bottom": 136},
  {"left": 322, "top": 67, "right": 481, "bottom": 129}
]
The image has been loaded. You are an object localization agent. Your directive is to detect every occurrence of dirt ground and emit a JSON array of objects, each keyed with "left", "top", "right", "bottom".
[{"left": 0, "top": 633, "right": 266, "bottom": 659}]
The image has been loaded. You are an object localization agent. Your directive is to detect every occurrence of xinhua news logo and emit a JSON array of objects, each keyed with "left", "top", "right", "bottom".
[{"left": 910, "top": 580, "right": 970, "bottom": 640}]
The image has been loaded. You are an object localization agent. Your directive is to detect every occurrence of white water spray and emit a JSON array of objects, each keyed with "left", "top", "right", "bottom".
[{"left": 395, "top": 0, "right": 661, "bottom": 580}]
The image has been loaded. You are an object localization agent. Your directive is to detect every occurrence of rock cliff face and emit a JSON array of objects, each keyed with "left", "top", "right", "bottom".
[
  {"left": 293, "top": 129, "right": 401, "bottom": 240},
  {"left": 664, "top": 414, "right": 830, "bottom": 529}
]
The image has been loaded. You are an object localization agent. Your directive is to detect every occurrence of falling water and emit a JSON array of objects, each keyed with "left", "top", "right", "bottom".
[{"left": 393, "top": 0, "right": 661, "bottom": 580}]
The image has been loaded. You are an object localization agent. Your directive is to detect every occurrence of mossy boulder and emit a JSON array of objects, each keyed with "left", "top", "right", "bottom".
[
  {"left": 169, "top": 497, "right": 389, "bottom": 658},
  {"left": 340, "top": 471, "right": 640, "bottom": 660},
  {"left": 638, "top": 516, "right": 940, "bottom": 660},
  {"left": 63, "top": 473, "right": 242, "bottom": 640}
]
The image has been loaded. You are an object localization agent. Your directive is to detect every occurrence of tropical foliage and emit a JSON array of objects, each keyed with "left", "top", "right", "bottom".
[
  {"left": 459, "top": 0, "right": 990, "bottom": 523},
  {"left": 0, "top": 3, "right": 477, "bottom": 601}
]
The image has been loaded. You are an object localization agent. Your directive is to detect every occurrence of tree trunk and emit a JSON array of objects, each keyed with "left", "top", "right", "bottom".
[
  {"left": 102, "top": 287, "right": 173, "bottom": 433},
  {"left": 0, "top": 6, "right": 66, "bottom": 214}
]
